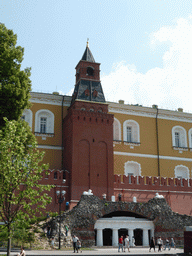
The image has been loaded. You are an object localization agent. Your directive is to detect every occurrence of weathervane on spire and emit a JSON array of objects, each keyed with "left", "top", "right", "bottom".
[{"left": 87, "top": 38, "right": 89, "bottom": 47}]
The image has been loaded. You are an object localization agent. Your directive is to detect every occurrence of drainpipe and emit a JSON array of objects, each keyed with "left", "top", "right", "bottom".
[
  {"left": 62, "top": 95, "right": 64, "bottom": 171},
  {"left": 156, "top": 107, "right": 160, "bottom": 177}
]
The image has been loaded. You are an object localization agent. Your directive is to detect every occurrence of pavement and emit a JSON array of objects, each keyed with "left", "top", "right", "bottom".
[{"left": 0, "top": 247, "right": 184, "bottom": 256}]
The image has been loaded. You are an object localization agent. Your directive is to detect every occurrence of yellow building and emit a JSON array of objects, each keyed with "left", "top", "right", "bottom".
[{"left": 26, "top": 92, "right": 192, "bottom": 182}]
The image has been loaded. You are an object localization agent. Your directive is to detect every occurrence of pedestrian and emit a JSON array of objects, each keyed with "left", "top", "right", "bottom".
[
  {"left": 77, "top": 239, "right": 82, "bottom": 253},
  {"left": 17, "top": 247, "right": 26, "bottom": 256},
  {"left": 164, "top": 237, "right": 170, "bottom": 250},
  {"left": 132, "top": 236, "right": 135, "bottom": 247},
  {"left": 118, "top": 235, "right": 124, "bottom": 252},
  {"left": 47, "top": 225, "right": 51, "bottom": 238},
  {"left": 157, "top": 236, "right": 163, "bottom": 252},
  {"left": 72, "top": 235, "right": 78, "bottom": 253},
  {"left": 124, "top": 235, "right": 130, "bottom": 252},
  {"left": 170, "top": 238, "right": 176, "bottom": 250},
  {"left": 51, "top": 237, "right": 55, "bottom": 249},
  {"left": 149, "top": 237, "right": 155, "bottom": 252},
  {"left": 65, "top": 225, "right": 68, "bottom": 236}
]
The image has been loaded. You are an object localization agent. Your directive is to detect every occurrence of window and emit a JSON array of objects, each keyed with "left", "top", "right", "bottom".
[
  {"left": 40, "top": 117, "right": 47, "bottom": 133},
  {"left": 127, "top": 126, "right": 132, "bottom": 142},
  {"left": 123, "top": 120, "right": 140, "bottom": 143},
  {"left": 172, "top": 126, "right": 187, "bottom": 148},
  {"left": 113, "top": 118, "right": 121, "bottom": 141},
  {"left": 54, "top": 172, "right": 57, "bottom": 179},
  {"left": 35, "top": 109, "right": 54, "bottom": 134},
  {"left": 21, "top": 109, "right": 33, "bottom": 128},
  {"left": 188, "top": 128, "right": 192, "bottom": 148},
  {"left": 87, "top": 67, "right": 94, "bottom": 76},
  {"left": 174, "top": 165, "right": 189, "bottom": 186},
  {"left": 175, "top": 132, "right": 180, "bottom": 147},
  {"left": 124, "top": 161, "right": 141, "bottom": 184}
]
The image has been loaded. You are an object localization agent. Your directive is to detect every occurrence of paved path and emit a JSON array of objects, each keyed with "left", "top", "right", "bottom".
[{"left": 0, "top": 247, "right": 184, "bottom": 256}]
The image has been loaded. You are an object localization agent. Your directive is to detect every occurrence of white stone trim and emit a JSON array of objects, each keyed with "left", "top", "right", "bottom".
[
  {"left": 113, "top": 117, "right": 121, "bottom": 141},
  {"left": 188, "top": 128, "right": 192, "bottom": 148},
  {"left": 124, "top": 161, "right": 141, "bottom": 177},
  {"left": 37, "top": 145, "right": 63, "bottom": 150},
  {"left": 172, "top": 126, "right": 187, "bottom": 148},
  {"left": 123, "top": 120, "right": 140, "bottom": 143},
  {"left": 22, "top": 109, "right": 33, "bottom": 128},
  {"left": 174, "top": 165, "right": 190, "bottom": 179},
  {"left": 35, "top": 109, "right": 54, "bottom": 134},
  {"left": 114, "top": 151, "right": 192, "bottom": 162}
]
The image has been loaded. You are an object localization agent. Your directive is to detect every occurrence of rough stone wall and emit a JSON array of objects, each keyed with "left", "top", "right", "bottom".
[{"left": 48, "top": 195, "right": 192, "bottom": 247}]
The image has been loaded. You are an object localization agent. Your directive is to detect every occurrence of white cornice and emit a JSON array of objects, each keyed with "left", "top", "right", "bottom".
[
  {"left": 37, "top": 145, "right": 63, "bottom": 150},
  {"left": 114, "top": 151, "right": 192, "bottom": 162},
  {"left": 30, "top": 92, "right": 71, "bottom": 106},
  {"left": 108, "top": 103, "right": 192, "bottom": 123}
]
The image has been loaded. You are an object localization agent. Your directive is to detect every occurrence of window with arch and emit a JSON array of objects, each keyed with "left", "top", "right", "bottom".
[
  {"left": 123, "top": 120, "right": 140, "bottom": 143},
  {"left": 172, "top": 126, "right": 187, "bottom": 148},
  {"left": 35, "top": 109, "right": 54, "bottom": 134},
  {"left": 124, "top": 161, "right": 141, "bottom": 183},
  {"left": 21, "top": 109, "right": 33, "bottom": 128},
  {"left": 87, "top": 66, "right": 94, "bottom": 76},
  {"left": 113, "top": 118, "right": 121, "bottom": 141},
  {"left": 188, "top": 128, "right": 192, "bottom": 148},
  {"left": 174, "top": 165, "right": 189, "bottom": 186}
]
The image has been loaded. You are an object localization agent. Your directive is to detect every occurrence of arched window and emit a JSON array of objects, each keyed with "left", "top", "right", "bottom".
[
  {"left": 174, "top": 165, "right": 189, "bottom": 186},
  {"left": 35, "top": 109, "right": 54, "bottom": 134},
  {"left": 113, "top": 118, "right": 121, "bottom": 141},
  {"left": 87, "top": 66, "right": 94, "bottom": 76},
  {"left": 188, "top": 128, "right": 192, "bottom": 148},
  {"left": 123, "top": 120, "right": 140, "bottom": 143},
  {"left": 172, "top": 126, "right": 187, "bottom": 148},
  {"left": 21, "top": 109, "right": 33, "bottom": 128},
  {"left": 124, "top": 161, "right": 141, "bottom": 183}
]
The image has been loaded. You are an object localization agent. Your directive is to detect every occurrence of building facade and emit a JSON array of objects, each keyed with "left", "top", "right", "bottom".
[{"left": 24, "top": 43, "right": 192, "bottom": 215}]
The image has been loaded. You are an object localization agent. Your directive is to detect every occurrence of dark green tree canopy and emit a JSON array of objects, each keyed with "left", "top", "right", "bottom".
[{"left": 0, "top": 23, "right": 31, "bottom": 128}]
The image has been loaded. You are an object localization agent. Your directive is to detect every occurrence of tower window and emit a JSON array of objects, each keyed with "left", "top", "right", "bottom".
[{"left": 87, "top": 67, "right": 94, "bottom": 76}]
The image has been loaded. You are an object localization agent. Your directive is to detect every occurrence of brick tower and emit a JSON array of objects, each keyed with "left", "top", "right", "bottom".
[{"left": 63, "top": 42, "right": 114, "bottom": 207}]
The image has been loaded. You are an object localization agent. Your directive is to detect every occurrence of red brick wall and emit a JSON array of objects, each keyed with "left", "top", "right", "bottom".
[{"left": 114, "top": 175, "right": 192, "bottom": 215}]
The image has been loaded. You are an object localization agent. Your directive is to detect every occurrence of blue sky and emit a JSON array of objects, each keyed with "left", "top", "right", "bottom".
[{"left": 1, "top": 0, "right": 192, "bottom": 111}]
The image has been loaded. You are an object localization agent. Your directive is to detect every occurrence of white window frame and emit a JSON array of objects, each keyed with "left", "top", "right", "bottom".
[
  {"left": 35, "top": 109, "right": 54, "bottom": 139},
  {"left": 124, "top": 161, "right": 141, "bottom": 183},
  {"left": 113, "top": 117, "right": 121, "bottom": 141},
  {"left": 123, "top": 120, "right": 140, "bottom": 143},
  {"left": 22, "top": 109, "right": 33, "bottom": 129},
  {"left": 172, "top": 126, "right": 187, "bottom": 149},
  {"left": 174, "top": 165, "right": 189, "bottom": 186},
  {"left": 188, "top": 128, "right": 192, "bottom": 149}
]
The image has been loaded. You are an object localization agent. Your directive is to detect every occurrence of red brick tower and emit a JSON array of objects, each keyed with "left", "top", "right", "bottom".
[{"left": 63, "top": 42, "right": 114, "bottom": 207}]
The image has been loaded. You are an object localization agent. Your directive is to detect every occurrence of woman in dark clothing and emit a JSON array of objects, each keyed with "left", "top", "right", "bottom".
[{"left": 149, "top": 237, "right": 155, "bottom": 252}]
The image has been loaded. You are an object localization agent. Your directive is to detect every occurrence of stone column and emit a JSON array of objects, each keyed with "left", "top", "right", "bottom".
[
  {"left": 128, "top": 229, "right": 134, "bottom": 246},
  {"left": 151, "top": 228, "right": 154, "bottom": 239},
  {"left": 112, "top": 228, "right": 118, "bottom": 246},
  {"left": 142, "top": 228, "right": 149, "bottom": 246},
  {"left": 97, "top": 229, "right": 103, "bottom": 246}
]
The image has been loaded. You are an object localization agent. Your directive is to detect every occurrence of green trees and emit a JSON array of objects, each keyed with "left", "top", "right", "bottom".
[
  {"left": 0, "top": 23, "right": 31, "bottom": 128},
  {"left": 0, "top": 119, "right": 53, "bottom": 256}
]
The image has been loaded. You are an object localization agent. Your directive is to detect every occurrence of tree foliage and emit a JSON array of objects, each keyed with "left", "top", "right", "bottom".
[
  {"left": 0, "top": 23, "right": 31, "bottom": 128},
  {"left": 0, "top": 118, "right": 53, "bottom": 255}
]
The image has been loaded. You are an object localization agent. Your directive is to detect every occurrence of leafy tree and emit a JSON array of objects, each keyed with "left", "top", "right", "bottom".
[
  {"left": 0, "top": 118, "right": 53, "bottom": 256},
  {"left": 0, "top": 23, "right": 31, "bottom": 128}
]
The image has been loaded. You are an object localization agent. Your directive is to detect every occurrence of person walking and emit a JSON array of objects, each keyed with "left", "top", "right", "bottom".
[
  {"left": 170, "top": 238, "right": 176, "bottom": 250},
  {"left": 77, "top": 239, "right": 82, "bottom": 253},
  {"left": 164, "top": 238, "right": 170, "bottom": 250},
  {"left": 118, "top": 235, "right": 124, "bottom": 252},
  {"left": 124, "top": 235, "right": 130, "bottom": 252},
  {"left": 132, "top": 236, "right": 135, "bottom": 247},
  {"left": 17, "top": 247, "right": 26, "bottom": 256},
  {"left": 72, "top": 235, "right": 78, "bottom": 253},
  {"left": 149, "top": 237, "right": 155, "bottom": 252},
  {"left": 157, "top": 237, "right": 163, "bottom": 252},
  {"left": 51, "top": 237, "right": 55, "bottom": 249}
]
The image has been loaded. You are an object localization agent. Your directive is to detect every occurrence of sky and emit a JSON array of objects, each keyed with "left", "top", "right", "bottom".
[{"left": 1, "top": 0, "right": 192, "bottom": 112}]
